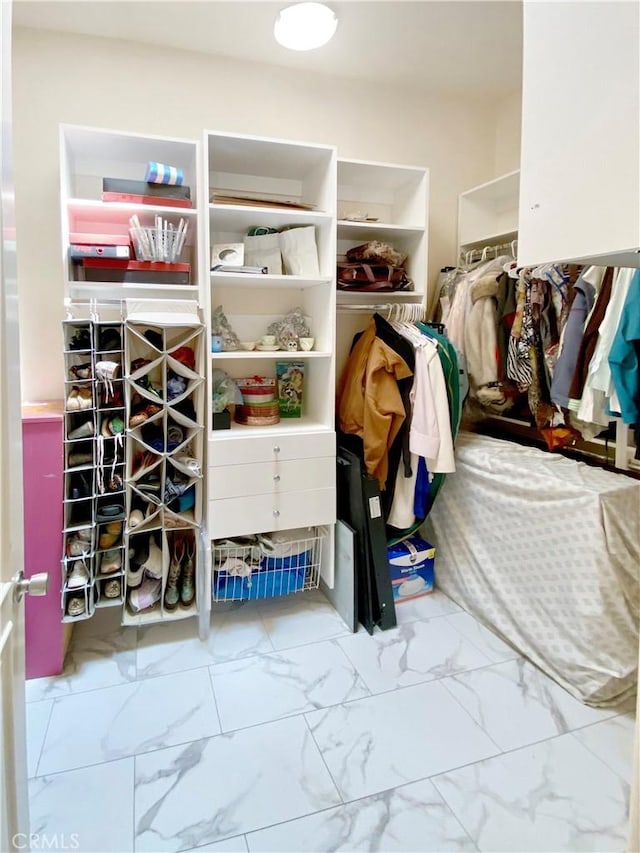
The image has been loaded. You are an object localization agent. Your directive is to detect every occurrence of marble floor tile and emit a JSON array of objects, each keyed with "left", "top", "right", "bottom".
[
  {"left": 445, "top": 611, "right": 521, "bottom": 663},
  {"left": 26, "top": 614, "right": 137, "bottom": 702},
  {"left": 38, "top": 668, "right": 219, "bottom": 775},
  {"left": 442, "top": 659, "right": 620, "bottom": 751},
  {"left": 210, "top": 641, "right": 369, "bottom": 731},
  {"left": 393, "top": 589, "right": 462, "bottom": 624},
  {"left": 29, "top": 758, "right": 134, "bottom": 853},
  {"left": 306, "top": 680, "right": 498, "bottom": 801},
  {"left": 246, "top": 777, "right": 475, "bottom": 852},
  {"left": 134, "top": 716, "right": 341, "bottom": 852},
  {"left": 258, "top": 589, "right": 351, "bottom": 650},
  {"left": 337, "top": 619, "right": 491, "bottom": 694},
  {"left": 571, "top": 715, "right": 637, "bottom": 783},
  {"left": 136, "top": 604, "right": 273, "bottom": 678},
  {"left": 433, "top": 733, "right": 630, "bottom": 852},
  {"left": 185, "top": 838, "right": 248, "bottom": 853},
  {"left": 26, "top": 699, "right": 53, "bottom": 778}
]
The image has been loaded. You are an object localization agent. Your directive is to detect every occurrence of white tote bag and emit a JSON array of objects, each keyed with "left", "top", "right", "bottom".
[
  {"left": 279, "top": 226, "right": 320, "bottom": 276},
  {"left": 243, "top": 233, "right": 283, "bottom": 274}
]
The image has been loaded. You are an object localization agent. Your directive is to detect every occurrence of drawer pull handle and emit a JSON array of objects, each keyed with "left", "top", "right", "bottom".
[
  {"left": 273, "top": 474, "right": 281, "bottom": 482},
  {"left": 273, "top": 509, "right": 280, "bottom": 517},
  {"left": 273, "top": 445, "right": 280, "bottom": 454}
]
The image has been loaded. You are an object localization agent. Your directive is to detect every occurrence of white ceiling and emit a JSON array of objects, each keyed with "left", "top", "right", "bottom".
[{"left": 12, "top": 0, "right": 523, "bottom": 98}]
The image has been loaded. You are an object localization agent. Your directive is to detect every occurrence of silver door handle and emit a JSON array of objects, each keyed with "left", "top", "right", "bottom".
[{"left": 12, "top": 570, "right": 49, "bottom": 603}]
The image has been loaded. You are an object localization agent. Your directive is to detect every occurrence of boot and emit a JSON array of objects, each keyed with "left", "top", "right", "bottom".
[
  {"left": 164, "top": 535, "right": 184, "bottom": 611},
  {"left": 180, "top": 538, "right": 196, "bottom": 608}
]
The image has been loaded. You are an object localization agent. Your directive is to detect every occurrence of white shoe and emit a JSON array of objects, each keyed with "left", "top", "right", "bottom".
[
  {"left": 141, "top": 536, "right": 163, "bottom": 580},
  {"left": 67, "top": 559, "right": 89, "bottom": 589}
]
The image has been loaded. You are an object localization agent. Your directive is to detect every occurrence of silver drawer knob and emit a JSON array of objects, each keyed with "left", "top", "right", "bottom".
[
  {"left": 273, "top": 474, "right": 281, "bottom": 482},
  {"left": 273, "top": 509, "right": 280, "bottom": 517},
  {"left": 273, "top": 445, "right": 280, "bottom": 454}
]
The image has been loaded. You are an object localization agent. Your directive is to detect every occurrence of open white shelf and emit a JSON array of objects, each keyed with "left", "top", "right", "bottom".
[
  {"left": 210, "top": 272, "right": 331, "bottom": 289},
  {"left": 210, "top": 419, "right": 333, "bottom": 440},
  {"left": 458, "top": 170, "right": 520, "bottom": 251},
  {"left": 212, "top": 351, "right": 330, "bottom": 360}
]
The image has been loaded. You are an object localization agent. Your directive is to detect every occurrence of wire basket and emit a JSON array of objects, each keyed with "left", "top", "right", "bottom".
[{"left": 212, "top": 526, "right": 326, "bottom": 602}]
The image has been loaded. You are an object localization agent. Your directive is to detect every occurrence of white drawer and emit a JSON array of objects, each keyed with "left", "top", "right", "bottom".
[
  {"left": 209, "top": 430, "right": 335, "bottom": 467},
  {"left": 208, "top": 487, "right": 336, "bottom": 539},
  {"left": 210, "top": 457, "right": 334, "bottom": 500}
]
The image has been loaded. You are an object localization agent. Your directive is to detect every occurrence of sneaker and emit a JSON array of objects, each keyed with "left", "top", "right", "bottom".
[
  {"left": 103, "top": 578, "right": 121, "bottom": 599},
  {"left": 66, "top": 595, "right": 86, "bottom": 617},
  {"left": 166, "top": 372, "right": 187, "bottom": 401},
  {"left": 98, "top": 520, "right": 123, "bottom": 550},
  {"left": 128, "top": 576, "right": 161, "bottom": 612},
  {"left": 66, "top": 559, "right": 89, "bottom": 589}
]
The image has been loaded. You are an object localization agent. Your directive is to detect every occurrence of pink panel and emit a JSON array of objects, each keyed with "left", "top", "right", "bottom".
[{"left": 22, "top": 403, "right": 65, "bottom": 679}]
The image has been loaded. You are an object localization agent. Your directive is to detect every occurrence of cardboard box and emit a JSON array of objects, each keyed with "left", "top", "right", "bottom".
[{"left": 388, "top": 535, "right": 435, "bottom": 602}]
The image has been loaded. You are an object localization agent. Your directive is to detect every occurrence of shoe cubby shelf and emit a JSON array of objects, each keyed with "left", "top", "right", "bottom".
[
  {"left": 122, "top": 318, "right": 205, "bottom": 624},
  {"left": 61, "top": 319, "right": 127, "bottom": 622}
]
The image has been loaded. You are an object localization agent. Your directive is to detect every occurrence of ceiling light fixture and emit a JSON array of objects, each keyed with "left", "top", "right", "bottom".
[{"left": 274, "top": 2, "right": 338, "bottom": 51}]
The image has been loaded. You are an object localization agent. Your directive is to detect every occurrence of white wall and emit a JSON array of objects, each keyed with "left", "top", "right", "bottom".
[
  {"left": 13, "top": 27, "right": 502, "bottom": 400},
  {"left": 495, "top": 90, "right": 522, "bottom": 175}
]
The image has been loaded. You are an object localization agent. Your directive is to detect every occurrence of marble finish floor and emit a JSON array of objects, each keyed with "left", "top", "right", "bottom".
[{"left": 26, "top": 588, "right": 636, "bottom": 852}]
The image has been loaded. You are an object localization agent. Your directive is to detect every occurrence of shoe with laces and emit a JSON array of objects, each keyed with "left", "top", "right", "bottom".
[{"left": 66, "top": 595, "right": 86, "bottom": 617}]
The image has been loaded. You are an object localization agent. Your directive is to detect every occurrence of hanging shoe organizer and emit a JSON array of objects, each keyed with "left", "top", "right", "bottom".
[
  {"left": 60, "top": 302, "right": 205, "bottom": 627},
  {"left": 61, "top": 317, "right": 127, "bottom": 621},
  {"left": 122, "top": 312, "right": 205, "bottom": 625}
]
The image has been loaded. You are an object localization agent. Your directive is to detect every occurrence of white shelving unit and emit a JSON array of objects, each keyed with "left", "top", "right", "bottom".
[
  {"left": 205, "top": 131, "right": 337, "bottom": 593},
  {"left": 336, "top": 158, "right": 429, "bottom": 306},
  {"left": 59, "top": 125, "right": 204, "bottom": 303},
  {"left": 458, "top": 170, "right": 520, "bottom": 256},
  {"left": 335, "top": 158, "right": 429, "bottom": 379}
]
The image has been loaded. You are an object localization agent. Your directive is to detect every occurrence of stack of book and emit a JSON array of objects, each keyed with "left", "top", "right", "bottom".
[{"left": 101, "top": 178, "right": 193, "bottom": 209}]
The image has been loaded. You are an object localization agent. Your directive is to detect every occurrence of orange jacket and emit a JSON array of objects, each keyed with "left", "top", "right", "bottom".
[{"left": 337, "top": 321, "right": 413, "bottom": 488}]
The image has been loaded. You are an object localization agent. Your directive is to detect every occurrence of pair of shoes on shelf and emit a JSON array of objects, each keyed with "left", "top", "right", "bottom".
[
  {"left": 129, "top": 403, "right": 163, "bottom": 429},
  {"left": 99, "top": 328, "right": 121, "bottom": 352},
  {"left": 66, "top": 558, "right": 90, "bottom": 589},
  {"left": 99, "top": 520, "right": 123, "bottom": 550},
  {"left": 101, "top": 415, "right": 125, "bottom": 437},
  {"left": 66, "top": 387, "right": 93, "bottom": 411},
  {"left": 99, "top": 549, "right": 122, "bottom": 575},
  {"left": 127, "top": 569, "right": 162, "bottom": 611},
  {"left": 164, "top": 534, "right": 196, "bottom": 611},
  {"left": 96, "top": 503, "right": 124, "bottom": 523},
  {"left": 66, "top": 595, "right": 86, "bottom": 617},
  {"left": 70, "top": 472, "right": 92, "bottom": 500},
  {"left": 127, "top": 535, "right": 162, "bottom": 588},
  {"left": 69, "top": 363, "right": 92, "bottom": 380},
  {"left": 68, "top": 418, "right": 94, "bottom": 440},
  {"left": 66, "top": 528, "right": 92, "bottom": 557},
  {"left": 102, "top": 578, "right": 121, "bottom": 599},
  {"left": 69, "top": 328, "right": 91, "bottom": 351},
  {"left": 129, "top": 500, "right": 156, "bottom": 529}
]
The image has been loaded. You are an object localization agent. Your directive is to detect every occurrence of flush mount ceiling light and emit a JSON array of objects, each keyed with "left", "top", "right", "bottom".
[{"left": 274, "top": 2, "right": 338, "bottom": 51}]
